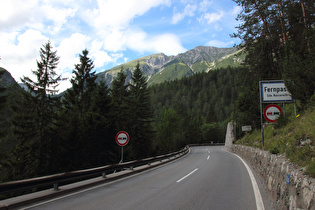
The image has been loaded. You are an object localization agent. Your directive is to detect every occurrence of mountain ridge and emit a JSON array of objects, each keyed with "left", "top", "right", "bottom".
[
  {"left": 0, "top": 46, "right": 244, "bottom": 90},
  {"left": 96, "top": 46, "right": 242, "bottom": 86}
]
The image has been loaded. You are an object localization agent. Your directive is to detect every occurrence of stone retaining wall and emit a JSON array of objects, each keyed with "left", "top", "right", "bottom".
[
  {"left": 230, "top": 145, "right": 314, "bottom": 209},
  {"left": 225, "top": 122, "right": 315, "bottom": 209}
]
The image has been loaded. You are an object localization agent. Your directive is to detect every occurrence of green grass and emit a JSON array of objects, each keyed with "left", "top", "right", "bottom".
[
  {"left": 236, "top": 102, "right": 315, "bottom": 177},
  {"left": 191, "top": 61, "right": 212, "bottom": 73},
  {"left": 211, "top": 50, "right": 245, "bottom": 70},
  {"left": 148, "top": 63, "right": 193, "bottom": 85}
]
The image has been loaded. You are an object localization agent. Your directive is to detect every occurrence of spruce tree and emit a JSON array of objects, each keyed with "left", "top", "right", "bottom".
[
  {"left": 128, "top": 62, "right": 154, "bottom": 159},
  {"left": 88, "top": 81, "right": 115, "bottom": 164},
  {"left": 60, "top": 49, "right": 97, "bottom": 169},
  {"left": 111, "top": 67, "right": 130, "bottom": 131},
  {"left": 68, "top": 49, "right": 96, "bottom": 116},
  {"left": 10, "top": 40, "right": 63, "bottom": 178}
]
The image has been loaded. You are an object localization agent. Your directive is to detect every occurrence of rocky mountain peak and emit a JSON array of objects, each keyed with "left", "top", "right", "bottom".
[
  {"left": 176, "top": 46, "right": 238, "bottom": 65},
  {"left": 144, "top": 53, "right": 174, "bottom": 69},
  {"left": 0, "top": 67, "right": 17, "bottom": 88},
  {"left": 97, "top": 46, "right": 242, "bottom": 86}
]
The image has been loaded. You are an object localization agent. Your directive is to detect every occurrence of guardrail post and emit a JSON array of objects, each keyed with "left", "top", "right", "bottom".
[
  {"left": 102, "top": 172, "right": 106, "bottom": 178},
  {"left": 53, "top": 183, "right": 59, "bottom": 191},
  {"left": 130, "top": 166, "right": 134, "bottom": 171}
]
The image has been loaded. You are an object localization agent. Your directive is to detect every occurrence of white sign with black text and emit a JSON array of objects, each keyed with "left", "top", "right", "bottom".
[{"left": 261, "top": 82, "right": 292, "bottom": 102}]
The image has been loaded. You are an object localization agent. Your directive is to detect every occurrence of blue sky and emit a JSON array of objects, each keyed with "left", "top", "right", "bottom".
[{"left": 0, "top": 0, "right": 241, "bottom": 91}]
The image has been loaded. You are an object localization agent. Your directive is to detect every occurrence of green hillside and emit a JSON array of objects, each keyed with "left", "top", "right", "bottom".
[
  {"left": 0, "top": 68, "right": 23, "bottom": 171},
  {"left": 148, "top": 62, "right": 193, "bottom": 85},
  {"left": 191, "top": 61, "right": 213, "bottom": 73},
  {"left": 236, "top": 101, "right": 315, "bottom": 177},
  {"left": 96, "top": 46, "right": 242, "bottom": 87},
  {"left": 211, "top": 49, "right": 245, "bottom": 70}
]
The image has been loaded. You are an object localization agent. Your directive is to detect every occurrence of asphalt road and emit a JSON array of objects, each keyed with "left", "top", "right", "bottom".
[{"left": 24, "top": 146, "right": 270, "bottom": 210}]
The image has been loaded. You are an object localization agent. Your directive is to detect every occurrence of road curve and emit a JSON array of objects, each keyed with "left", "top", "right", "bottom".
[{"left": 23, "top": 146, "right": 267, "bottom": 210}]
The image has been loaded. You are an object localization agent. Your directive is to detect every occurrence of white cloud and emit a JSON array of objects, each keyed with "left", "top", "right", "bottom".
[
  {"left": 151, "top": 34, "right": 187, "bottom": 55},
  {"left": 171, "top": 4, "right": 197, "bottom": 24},
  {"left": 199, "top": 11, "right": 224, "bottom": 24},
  {"left": 126, "top": 30, "right": 186, "bottom": 55},
  {"left": 206, "top": 40, "right": 235, "bottom": 48},
  {"left": 199, "top": 0, "right": 213, "bottom": 12},
  {"left": 40, "top": 3, "right": 76, "bottom": 34},
  {"left": 102, "top": 29, "right": 126, "bottom": 52},
  {"left": 0, "top": 0, "right": 38, "bottom": 31},
  {"left": 58, "top": 72, "right": 72, "bottom": 93},
  {"left": 92, "top": 51, "right": 123, "bottom": 68},
  {"left": 0, "top": 0, "right": 76, "bottom": 34},
  {"left": 57, "top": 33, "right": 91, "bottom": 73},
  {"left": 90, "top": 0, "right": 171, "bottom": 29},
  {"left": 0, "top": 29, "right": 48, "bottom": 82}
]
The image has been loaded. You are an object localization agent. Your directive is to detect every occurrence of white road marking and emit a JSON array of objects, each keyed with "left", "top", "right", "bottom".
[
  {"left": 207, "top": 155, "right": 210, "bottom": 160},
  {"left": 230, "top": 152, "right": 265, "bottom": 210},
  {"left": 176, "top": 168, "right": 198, "bottom": 183}
]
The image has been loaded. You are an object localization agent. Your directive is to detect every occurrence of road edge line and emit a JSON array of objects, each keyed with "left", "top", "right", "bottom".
[{"left": 226, "top": 150, "right": 265, "bottom": 210}]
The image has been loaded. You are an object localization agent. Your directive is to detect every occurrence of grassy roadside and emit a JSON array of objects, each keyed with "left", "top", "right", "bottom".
[{"left": 236, "top": 101, "right": 315, "bottom": 177}]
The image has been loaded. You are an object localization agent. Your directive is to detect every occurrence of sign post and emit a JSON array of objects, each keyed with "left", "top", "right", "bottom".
[
  {"left": 259, "top": 80, "right": 295, "bottom": 146},
  {"left": 115, "top": 131, "right": 129, "bottom": 163}
]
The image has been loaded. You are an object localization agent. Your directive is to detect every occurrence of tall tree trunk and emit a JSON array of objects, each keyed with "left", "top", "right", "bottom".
[
  {"left": 277, "top": 0, "right": 287, "bottom": 45},
  {"left": 300, "top": 0, "right": 311, "bottom": 52},
  {"left": 253, "top": 0, "right": 283, "bottom": 75}
]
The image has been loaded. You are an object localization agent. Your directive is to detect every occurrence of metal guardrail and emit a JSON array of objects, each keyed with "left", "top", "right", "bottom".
[
  {"left": 188, "top": 143, "right": 225, "bottom": 147},
  {"left": 0, "top": 146, "right": 189, "bottom": 196}
]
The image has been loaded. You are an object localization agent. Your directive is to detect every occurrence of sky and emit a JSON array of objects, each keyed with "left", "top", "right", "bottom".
[{"left": 0, "top": 0, "right": 241, "bottom": 92}]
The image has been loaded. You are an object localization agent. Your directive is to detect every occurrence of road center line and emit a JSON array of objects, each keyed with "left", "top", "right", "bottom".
[
  {"left": 207, "top": 155, "right": 210, "bottom": 160},
  {"left": 176, "top": 168, "right": 198, "bottom": 183}
]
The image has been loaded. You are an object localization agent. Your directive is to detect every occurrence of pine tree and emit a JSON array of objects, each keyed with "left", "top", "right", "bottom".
[
  {"left": 206, "top": 104, "right": 216, "bottom": 124},
  {"left": 232, "top": 0, "right": 283, "bottom": 79},
  {"left": 60, "top": 49, "right": 97, "bottom": 169},
  {"left": 156, "top": 108, "right": 181, "bottom": 153},
  {"left": 10, "top": 40, "right": 63, "bottom": 178},
  {"left": 282, "top": 1, "right": 315, "bottom": 105},
  {"left": 85, "top": 81, "right": 115, "bottom": 165},
  {"left": 67, "top": 49, "right": 96, "bottom": 117},
  {"left": 111, "top": 67, "right": 130, "bottom": 131},
  {"left": 128, "top": 62, "right": 155, "bottom": 158},
  {"left": 232, "top": 0, "right": 315, "bottom": 106}
]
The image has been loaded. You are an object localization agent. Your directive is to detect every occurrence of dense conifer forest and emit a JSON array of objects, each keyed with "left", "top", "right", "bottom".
[
  {"left": 0, "top": 41, "right": 243, "bottom": 182},
  {"left": 150, "top": 67, "right": 243, "bottom": 152}
]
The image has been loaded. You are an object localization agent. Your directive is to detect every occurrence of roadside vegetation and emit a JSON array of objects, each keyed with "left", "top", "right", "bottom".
[
  {"left": 232, "top": 0, "right": 314, "bottom": 177},
  {"left": 236, "top": 99, "right": 315, "bottom": 177}
]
